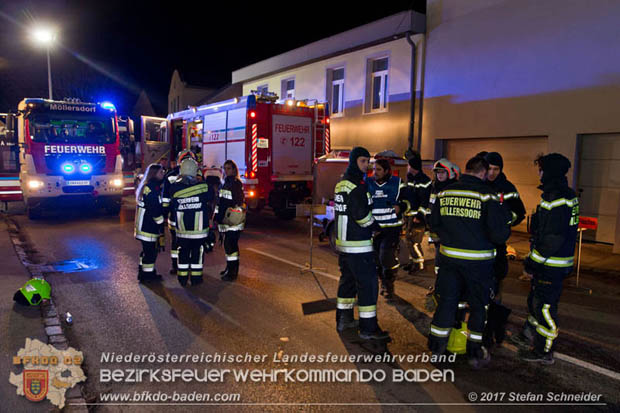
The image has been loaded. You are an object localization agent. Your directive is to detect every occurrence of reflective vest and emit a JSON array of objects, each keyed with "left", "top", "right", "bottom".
[
  {"left": 170, "top": 179, "right": 214, "bottom": 239},
  {"left": 135, "top": 182, "right": 164, "bottom": 242},
  {"left": 334, "top": 178, "right": 376, "bottom": 254},
  {"left": 366, "top": 175, "right": 403, "bottom": 228}
]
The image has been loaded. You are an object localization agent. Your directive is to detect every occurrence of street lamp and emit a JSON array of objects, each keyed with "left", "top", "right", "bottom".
[{"left": 31, "top": 27, "right": 56, "bottom": 100}]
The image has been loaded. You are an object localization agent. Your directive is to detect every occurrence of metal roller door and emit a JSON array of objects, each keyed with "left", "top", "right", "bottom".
[
  {"left": 577, "top": 133, "right": 620, "bottom": 243},
  {"left": 443, "top": 136, "right": 548, "bottom": 231}
]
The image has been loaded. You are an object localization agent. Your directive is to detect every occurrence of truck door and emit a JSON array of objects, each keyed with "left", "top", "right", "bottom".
[
  {"left": 140, "top": 116, "right": 169, "bottom": 168},
  {"left": 0, "top": 113, "right": 23, "bottom": 201}
]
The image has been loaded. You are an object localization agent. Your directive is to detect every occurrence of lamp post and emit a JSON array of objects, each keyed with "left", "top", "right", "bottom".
[{"left": 32, "top": 27, "right": 56, "bottom": 100}]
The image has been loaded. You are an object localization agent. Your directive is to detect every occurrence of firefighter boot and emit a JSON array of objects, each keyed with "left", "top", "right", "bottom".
[
  {"left": 191, "top": 276, "right": 203, "bottom": 286},
  {"left": 137, "top": 264, "right": 145, "bottom": 283},
  {"left": 177, "top": 275, "right": 188, "bottom": 287},
  {"left": 468, "top": 346, "right": 491, "bottom": 370},
  {"left": 383, "top": 270, "right": 395, "bottom": 301},
  {"left": 336, "top": 309, "right": 358, "bottom": 332},
  {"left": 222, "top": 261, "right": 238, "bottom": 282},
  {"left": 220, "top": 262, "right": 229, "bottom": 277},
  {"left": 170, "top": 258, "right": 178, "bottom": 275}
]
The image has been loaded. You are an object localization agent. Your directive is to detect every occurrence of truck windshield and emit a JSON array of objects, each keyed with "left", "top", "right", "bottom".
[{"left": 29, "top": 114, "right": 116, "bottom": 144}]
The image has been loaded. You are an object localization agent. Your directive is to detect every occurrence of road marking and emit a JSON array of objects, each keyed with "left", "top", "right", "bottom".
[
  {"left": 503, "top": 343, "right": 620, "bottom": 382},
  {"left": 245, "top": 248, "right": 340, "bottom": 281}
]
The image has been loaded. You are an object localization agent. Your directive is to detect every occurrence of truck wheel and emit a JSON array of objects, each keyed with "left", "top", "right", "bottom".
[
  {"left": 106, "top": 204, "right": 121, "bottom": 216},
  {"left": 27, "top": 206, "right": 42, "bottom": 220},
  {"left": 275, "top": 208, "right": 295, "bottom": 220}
]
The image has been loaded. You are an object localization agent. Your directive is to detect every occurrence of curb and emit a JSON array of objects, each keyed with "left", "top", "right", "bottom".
[{"left": 3, "top": 215, "right": 88, "bottom": 413}]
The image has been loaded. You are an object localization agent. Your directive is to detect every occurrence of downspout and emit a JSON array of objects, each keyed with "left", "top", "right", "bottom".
[{"left": 406, "top": 31, "right": 418, "bottom": 154}]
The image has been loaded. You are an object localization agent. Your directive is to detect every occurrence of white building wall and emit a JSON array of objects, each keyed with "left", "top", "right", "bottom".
[{"left": 242, "top": 36, "right": 424, "bottom": 156}]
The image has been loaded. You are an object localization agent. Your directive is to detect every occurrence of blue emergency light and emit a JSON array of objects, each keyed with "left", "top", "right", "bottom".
[
  {"left": 62, "top": 163, "right": 75, "bottom": 174},
  {"left": 80, "top": 163, "right": 92, "bottom": 173},
  {"left": 100, "top": 101, "right": 115, "bottom": 111}
]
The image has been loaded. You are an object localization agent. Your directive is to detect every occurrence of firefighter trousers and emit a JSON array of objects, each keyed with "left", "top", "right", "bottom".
[
  {"left": 177, "top": 238, "right": 204, "bottom": 280},
  {"left": 373, "top": 227, "right": 401, "bottom": 282},
  {"left": 336, "top": 252, "right": 379, "bottom": 334},
  {"left": 223, "top": 230, "right": 241, "bottom": 274},
  {"left": 140, "top": 241, "right": 158, "bottom": 274},
  {"left": 405, "top": 217, "right": 425, "bottom": 269},
  {"left": 429, "top": 256, "right": 494, "bottom": 356},
  {"left": 170, "top": 228, "right": 179, "bottom": 267},
  {"left": 523, "top": 267, "right": 566, "bottom": 354}
]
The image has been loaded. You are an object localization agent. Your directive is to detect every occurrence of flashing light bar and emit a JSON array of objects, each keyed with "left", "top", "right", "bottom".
[
  {"left": 100, "top": 101, "right": 116, "bottom": 110},
  {"left": 80, "top": 163, "right": 92, "bottom": 173},
  {"left": 62, "top": 163, "right": 75, "bottom": 174}
]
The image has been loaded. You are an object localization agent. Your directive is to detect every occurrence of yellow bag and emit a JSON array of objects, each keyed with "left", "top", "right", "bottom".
[
  {"left": 223, "top": 206, "right": 245, "bottom": 226},
  {"left": 447, "top": 322, "right": 468, "bottom": 354}
]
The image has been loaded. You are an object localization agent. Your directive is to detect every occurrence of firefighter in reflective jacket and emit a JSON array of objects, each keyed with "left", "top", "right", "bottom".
[
  {"left": 162, "top": 150, "right": 197, "bottom": 275},
  {"left": 366, "top": 158, "right": 409, "bottom": 300},
  {"left": 335, "top": 147, "right": 389, "bottom": 341},
  {"left": 483, "top": 152, "right": 526, "bottom": 347},
  {"left": 428, "top": 156, "right": 511, "bottom": 368},
  {"left": 134, "top": 163, "right": 166, "bottom": 282},
  {"left": 512, "top": 153, "right": 578, "bottom": 365},
  {"left": 216, "top": 160, "right": 245, "bottom": 282},
  {"left": 403, "top": 152, "right": 432, "bottom": 273},
  {"left": 169, "top": 158, "right": 214, "bottom": 286}
]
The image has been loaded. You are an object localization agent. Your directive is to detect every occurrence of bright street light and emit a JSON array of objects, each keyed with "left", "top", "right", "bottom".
[{"left": 31, "top": 26, "right": 57, "bottom": 100}]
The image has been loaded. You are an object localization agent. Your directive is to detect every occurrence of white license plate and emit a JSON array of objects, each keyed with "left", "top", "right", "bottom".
[{"left": 66, "top": 180, "right": 90, "bottom": 186}]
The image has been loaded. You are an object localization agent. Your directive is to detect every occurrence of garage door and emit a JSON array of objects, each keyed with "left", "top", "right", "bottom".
[
  {"left": 577, "top": 133, "right": 620, "bottom": 244},
  {"left": 443, "top": 136, "right": 548, "bottom": 231}
]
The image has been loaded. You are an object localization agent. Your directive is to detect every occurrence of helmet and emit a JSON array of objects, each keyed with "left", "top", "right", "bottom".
[
  {"left": 451, "top": 163, "right": 461, "bottom": 179},
  {"left": 176, "top": 149, "right": 196, "bottom": 164},
  {"left": 13, "top": 278, "right": 51, "bottom": 306},
  {"left": 433, "top": 158, "right": 455, "bottom": 180}
]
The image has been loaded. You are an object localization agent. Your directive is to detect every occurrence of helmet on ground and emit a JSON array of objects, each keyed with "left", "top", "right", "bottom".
[{"left": 13, "top": 278, "right": 51, "bottom": 306}]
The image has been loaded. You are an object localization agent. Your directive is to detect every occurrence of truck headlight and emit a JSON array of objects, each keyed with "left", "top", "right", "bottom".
[
  {"left": 28, "top": 180, "right": 44, "bottom": 189},
  {"left": 110, "top": 179, "right": 123, "bottom": 188}
]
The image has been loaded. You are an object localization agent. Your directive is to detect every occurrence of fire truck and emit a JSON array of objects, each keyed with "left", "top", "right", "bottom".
[
  {"left": 162, "top": 92, "right": 330, "bottom": 219},
  {"left": 2, "top": 98, "right": 125, "bottom": 219}
]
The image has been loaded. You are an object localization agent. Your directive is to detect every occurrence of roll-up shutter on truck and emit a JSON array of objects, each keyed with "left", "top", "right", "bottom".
[{"left": 271, "top": 114, "right": 312, "bottom": 177}]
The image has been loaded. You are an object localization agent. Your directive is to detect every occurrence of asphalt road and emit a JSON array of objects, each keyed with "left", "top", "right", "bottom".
[{"left": 7, "top": 200, "right": 620, "bottom": 412}]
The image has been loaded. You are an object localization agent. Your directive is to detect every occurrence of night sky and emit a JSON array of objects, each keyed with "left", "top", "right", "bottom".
[{"left": 0, "top": 0, "right": 425, "bottom": 115}]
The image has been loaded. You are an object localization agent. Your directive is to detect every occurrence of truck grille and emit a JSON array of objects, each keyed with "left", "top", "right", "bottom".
[{"left": 62, "top": 186, "right": 94, "bottom": 194}]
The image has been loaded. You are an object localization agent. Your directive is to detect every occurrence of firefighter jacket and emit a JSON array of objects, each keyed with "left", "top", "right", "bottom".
[
  {"left": 430, "top": 174, "right": 511, "bottom": 262},
  {"left": 428, "top": 178, "right": 456, "bottom": 243},
  {"left": 162, "top": 166, "right": 180, "bottom": 228},
  {"left": 135, "top": 181, "right": 164, "bottom": 242},
  {"left": 169, "top": 176, "right": 214, "bottom": 239},
  {"left": 366, "top": 175, "right": 408, "bottom": 228},
  {"left": 334, "top": 173, "right": 381, "bottom": 254},
  {"left": 488, "top": 172, "right": 526, "bottom": 227},
  {"left": 405, "top": 171, "right": 432, "bottom": 219},
  {"left": 524, "top": 176, "right": 579, "bottom": 273},
  {"left": 216, "top": 176, "right": 245, "bottom": 232}
]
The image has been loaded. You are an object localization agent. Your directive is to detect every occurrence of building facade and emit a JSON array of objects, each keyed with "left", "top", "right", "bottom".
[
  {"left": 168, "top": 69, "right": 214, "bottom": 114},
  {"left": 232, "top": 11, "right": 426, "bottom": 157},
  {"left": 422, "top": 0, "right": 620, "bottom": 244}
]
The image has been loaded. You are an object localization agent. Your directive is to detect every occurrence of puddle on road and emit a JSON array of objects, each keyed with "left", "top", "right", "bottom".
[{"left": 50, "top": 258, "right": 98, "bottom": 273}]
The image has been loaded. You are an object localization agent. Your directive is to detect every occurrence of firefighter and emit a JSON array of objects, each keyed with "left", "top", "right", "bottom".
[
  {"left": 428, "top": 158, "right": 457, "bottom": 277},
  {"left": 428, "top": 156, "right": 511, "bottom": 368},
  {"left": 402, "top": 151, "right": 432, "bottom": 274},
  {"left": 335, "top": 147, "right": 389, "bottom": 340},
  {"left": 134, "top": 163, "right": 165, "bottom": 282},
  {"left": 162, "top": 150, "right": 197, "bottom": 275},
  {"left": 216, "top": 160, "right": 245, "bottom": 282},
  {"left": 511, "top": 153, "right": 578, "bottom": 365},
  {"left": 169, "top": 158, "right": 214, "bottom": 286},
  {"left": 366, "top": 158, "right": 409, "bottom": 300},
  {"left": 203, "top": 165, "right": 222, "bottom": 253},
  {"left": 483, "top": 152, "right": 526, "bottom": 347}
]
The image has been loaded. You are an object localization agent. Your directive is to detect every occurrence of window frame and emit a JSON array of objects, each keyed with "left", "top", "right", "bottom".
[
  {"left": 329, "top": 67, "right": 345, "bottom": 118},
  {"left": 282, "top": 78, "right": 295, "bottom": 99},
  {"left": 364, "top": 55, "right": 390, "bottom": 115}
]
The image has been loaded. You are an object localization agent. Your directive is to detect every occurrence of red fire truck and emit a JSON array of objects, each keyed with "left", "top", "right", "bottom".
[
  {"left": 1, "top": 98, "right": 124, "bottom": 218},
  {"left": 165, "top": 92, "right": 330, "bottom": 219}
]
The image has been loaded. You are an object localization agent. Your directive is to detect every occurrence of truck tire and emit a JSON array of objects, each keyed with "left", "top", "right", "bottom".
[
  {"left": 275, "top": 208, "right": 295, "bottom": 220},
  {"left": 27, "top": 205, "right": 42, "bottom": 220}
]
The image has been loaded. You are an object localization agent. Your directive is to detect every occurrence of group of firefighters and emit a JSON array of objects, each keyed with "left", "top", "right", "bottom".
[
  {"left": 133, "top": 150, "right": 245, "bottom": 286},
  {"left": 335, "top": 147, "right": 579, "bottom": 368}
]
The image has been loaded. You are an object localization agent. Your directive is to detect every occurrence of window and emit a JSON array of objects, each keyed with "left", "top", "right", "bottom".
[
  {"left": 257, "top": 84, "right": 269, "bottom": 95},
  {"left": 282, "top": 78, "right": 295, "bottom": 99},
  {"left": 367, "top": 57, "right": 389, "bottom": 112},
  {"left": 330, "top": 68, "right": 345, "bottom": 116}
]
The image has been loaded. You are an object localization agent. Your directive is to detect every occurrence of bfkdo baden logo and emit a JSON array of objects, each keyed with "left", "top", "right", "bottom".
[
  {"left": 24, "top": 370, "right": 49, "bottom": 402},
  {"left": 9, "top": 338, "right": 86, "bottom": 409}
]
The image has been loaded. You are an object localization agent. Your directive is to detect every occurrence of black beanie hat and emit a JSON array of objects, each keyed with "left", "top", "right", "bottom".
[
  {"left": 345, "top": 147, "right": 371, "bottom": 181},
  {"left": 485, "top": 152, "right": 503, "bottom": 170},
  {"left": 539, "top": 153, "right": 571, "bottom": 178},
  {"left": 408, "top": 151, "right": 422, "bottom": 170}
]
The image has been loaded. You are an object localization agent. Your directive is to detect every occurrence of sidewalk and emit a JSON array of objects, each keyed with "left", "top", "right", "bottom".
[
  {"left": 509, "top": 230, "right": 620, "bottom": 276},
  {"left": 0, "top": 217, "right": 48, "bottom": 412}
]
